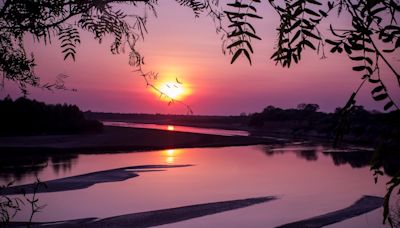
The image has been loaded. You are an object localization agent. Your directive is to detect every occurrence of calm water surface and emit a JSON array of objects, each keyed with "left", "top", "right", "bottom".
[
  {"left": 103, "top": 121, "right": 250, "bottom": 136},
  {"left": 1, "top": 144, "right": 389, "bottom": 227}
]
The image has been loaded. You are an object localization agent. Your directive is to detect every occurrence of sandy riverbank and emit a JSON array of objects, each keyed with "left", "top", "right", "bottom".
[
  {"left": 2, "top": 165, "right": 192, "bottom": 195},
  {"left": 9, "top": 196, "right": 277, "bottom": 227},
  {"left": 0, "top": 126, "right": 276, "bottom": 154},
  {"left": 7, "top": 195, "right": 383, "bottom": 228}
]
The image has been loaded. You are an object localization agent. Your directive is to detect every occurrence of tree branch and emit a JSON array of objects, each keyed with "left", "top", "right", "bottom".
[{"left": 369, "top": 37, "right": 400, "bottom": 87}]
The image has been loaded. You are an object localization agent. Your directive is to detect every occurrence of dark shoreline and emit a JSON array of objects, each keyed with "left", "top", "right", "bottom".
[{"left": 0, "top": 126, "right": 277, "bottom": 154}]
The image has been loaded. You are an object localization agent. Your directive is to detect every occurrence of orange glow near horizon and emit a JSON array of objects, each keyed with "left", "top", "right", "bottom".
[{"left": 167, "top": 125, "right": 175, "bottom": 131}]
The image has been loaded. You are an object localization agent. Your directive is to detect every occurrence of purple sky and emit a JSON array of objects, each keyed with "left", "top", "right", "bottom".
[{"left": 1, "top": 1, "right": 399, "bottom": 115}]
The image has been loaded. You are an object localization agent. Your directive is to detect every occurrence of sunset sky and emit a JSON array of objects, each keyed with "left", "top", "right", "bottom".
[{"left": 1, "top": 1, "right": 399, "bottom": 115}]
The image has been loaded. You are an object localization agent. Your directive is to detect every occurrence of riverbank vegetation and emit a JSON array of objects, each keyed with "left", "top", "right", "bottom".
[
  {"left": 248, "top": 104, "right": 400, "bottom": 148},
  {"left": 87, "top": 103, "right": 400, "bottom": 148},
  {"left": 0, "top": 97, "right": 102, "bottom": 136}
]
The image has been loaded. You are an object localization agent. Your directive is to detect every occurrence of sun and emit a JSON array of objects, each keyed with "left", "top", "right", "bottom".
[{"left": 160, "top": 82, "right": 184, "bottom": 100}]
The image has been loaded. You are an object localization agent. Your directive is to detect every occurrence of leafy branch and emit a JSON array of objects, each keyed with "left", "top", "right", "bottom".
[
  {"left": 1, "top": 177, "right": 46, "bottom": 227},
  {"left": 269, "top": 0, "right": 331, "bottom": 67},
  {"left": 130, "top": 51, "right": 193, "bottom": 114},
  {"left": 0, "top": 182, "right": 23, "bottom": 226},
  {"left": 224, "top": 0, "right": 263, "bottom": 65},
  {"left": 58, "top": 27, "right": 80, "bottom": 61},
  {"left": 267, "top": 0, "right": 400, "bottom": 111}
]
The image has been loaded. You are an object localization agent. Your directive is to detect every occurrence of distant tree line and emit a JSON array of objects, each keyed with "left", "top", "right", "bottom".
[
  {"left": 85, "top": 112, "right": 249, "bottom": 130},
  {"left": 248, "top": 103, "right": 400, "bottom": 148},
  {"left": 0, "top": 97, "right": 102, "bottom": 136}
]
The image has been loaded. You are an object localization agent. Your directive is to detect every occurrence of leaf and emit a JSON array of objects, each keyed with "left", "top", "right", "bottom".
[
  {"left": 227, "top": 40, "right": 243, "bottom": 49},
  {"left": 244, "top": 13, "right": 263, "bottom": 19},
  {"left": 325, "top": 39, "right": 340, "bottom": 45},
  {"left": 231, "top": 49, "right": 243, "bottom": 64},
  {"left": 306, "top": 0, "right": 322, "bottom": 5},
  {"left": 328, "top": 1, "right": 334, "bottom": 10},
  {"left": 349, "top": 56, "right": 365, "bottom": 61},
  {"left": 244, "top": 31, "right": 261, "bottom": 40},
  {"left": 304, "top": 8, "right": 320, "bottom": 17},
  {"left": 369, "top": 78, "right": 380, "bottom": 83},
  {"left": 365, "top": 66, "right": 373, "bottom": 74},
  {"left": 302, "top": 29, "right": 321, "bottom": 40},
  {"left": 63, "top": 52, "right": 75, "bottom": 61},
  {"left": 242, "top": 48, "right": 252, "bottom": 65},
  {"left": 384, "top": 101, "right": 394, "bottom": 111},
  {"left": 319, "top": 10, "right": 328, "bottom": 17},
  {"left": 290, "top": 30, "right": 301, "bottom": 44},
  {"left": 227, "top": 30, "right": 244, "bottom": 38},
  {"left": 62, "top": 48, "right": 76, "bottom": 54},
  {"left": 344, "top": 43, "right": 352, "bottom": 54},
  {"left": 293, "top": 53, "right": 298, "bottom": 63},
  {"left": 364, "top": 57, "right": 373, "bottom": 65},
  {"left": 384, "top": 25, "right": 400, "bottom": 30},
  {"left": 302, "top": 40, "right": 316, "bottom": 50},
  {"left": 371, "top": 86, "right": 384, "bottom": 94},
  {"left": 289, "top": 20, "right": 301, "bottom": 32},
  {"left": 370, "top": 6, "right": 386, "bottom": 16},
  {"left": 373, "top": 93, "right": 388, "bottom": 101},
  {"left": 352, "top": 66, "right": 366, "bottom": 71},
  {"left": 383, "top": 49, "right": 395, "bottom": 53}
]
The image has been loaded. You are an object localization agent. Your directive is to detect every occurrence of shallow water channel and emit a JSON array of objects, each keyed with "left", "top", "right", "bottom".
[{"left": 1, "top": 141, "right": 391, "bottom": 227}]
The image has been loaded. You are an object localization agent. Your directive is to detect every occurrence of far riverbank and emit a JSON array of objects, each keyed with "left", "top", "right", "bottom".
[{"left": 0, "top": 126, "right": 276, "bottom": 154}]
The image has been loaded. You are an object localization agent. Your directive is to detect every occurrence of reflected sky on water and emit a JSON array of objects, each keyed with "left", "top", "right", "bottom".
[{"left": 0, "top": 143, "right": 392, "bottom": 227}]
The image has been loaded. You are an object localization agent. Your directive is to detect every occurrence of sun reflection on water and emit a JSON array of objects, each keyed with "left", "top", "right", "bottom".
[
  {"left": 166, "top": 156, "right": 174, "bottom": 164},
  {"left": 166, "top": 149, "right": 174, "bottom": 156},
  {"left": 163, "top": 149, "right": 182, "bottom": 164}
]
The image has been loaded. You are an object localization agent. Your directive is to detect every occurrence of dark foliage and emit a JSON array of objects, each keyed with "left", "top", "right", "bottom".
[
  {"left": 248, "top": 104, "right": 400, "bottom": 147},
  {"left": 225, "top": 0, "right": 399, "bottom": 112},
  {"left": 0, "top": 96, "right": 102, "bottom": 136},
  {"left": 0, "top": 0, "right": 221, "bottom": 95}
]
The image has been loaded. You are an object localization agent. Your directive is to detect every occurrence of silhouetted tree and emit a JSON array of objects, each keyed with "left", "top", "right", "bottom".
[{"left": 0, "top": 97, "right": 102, "bottom": 136}]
